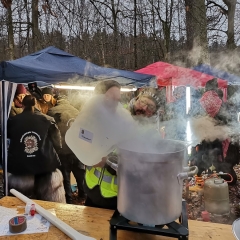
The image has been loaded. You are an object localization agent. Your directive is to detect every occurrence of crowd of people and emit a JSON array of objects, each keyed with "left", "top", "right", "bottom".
[
  {"left": 186, "top": 78, "right": 240, "bottom": 184},
  {"left": 6, "top": 77, "right": 240, "bottom": 208},
  {"left": 7, "top": 80, "right": 163, "bottom": 206}
]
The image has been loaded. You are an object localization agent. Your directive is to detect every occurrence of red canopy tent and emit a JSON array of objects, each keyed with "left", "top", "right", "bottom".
[
  {"left": 135, "top": 61, "right": 227, "bottom": 88},
  {"left": 135, "top": 61, "right": 228, "bottom": 101}
]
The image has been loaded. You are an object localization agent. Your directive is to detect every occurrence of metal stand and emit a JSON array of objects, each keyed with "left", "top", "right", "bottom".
[{"left": 110, "top": 201, "right": 189, "bottom": 240}]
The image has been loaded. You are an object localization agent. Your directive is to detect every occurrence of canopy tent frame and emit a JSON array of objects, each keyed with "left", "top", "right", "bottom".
[
  {"left": 193, "top": 64, "right": 240, "bottom": 85},
  {"left": 135, "top": 61, "right": 228, "bottom": 102},
  {"left": 0, "top": 46, "right": 156, "bottom": 196},
  {"left": 1, "top": 81, "right": 17, "bottom": 195}
]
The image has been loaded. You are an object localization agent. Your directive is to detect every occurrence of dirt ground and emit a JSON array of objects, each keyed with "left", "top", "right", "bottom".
[{"left": 1, "top": 169, "right": 240, "bottom": 225}]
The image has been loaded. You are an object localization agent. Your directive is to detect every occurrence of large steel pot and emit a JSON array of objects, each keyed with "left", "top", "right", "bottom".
[{"left": 117, "top": 138, "right": 197, "bottom": 225}]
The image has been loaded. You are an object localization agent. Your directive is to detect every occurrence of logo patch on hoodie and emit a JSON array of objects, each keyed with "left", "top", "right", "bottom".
[
  {"left": 23, "top": 135, "right": 38, "bottom": 154},
  {"left": 20, "top": 131, "right": 41, "bottom": 156}
]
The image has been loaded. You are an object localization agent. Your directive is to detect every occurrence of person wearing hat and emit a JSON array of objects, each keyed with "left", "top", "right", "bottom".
[
  {"left": 7, "top": 95, "right": 65, "bottom": 202},
  {"left": 189, "top": 78, "right": 229, "bottom": 123},
  {"left": 10, "top": 84, "right": 27, "bottom": 117},
  {"left": 127, "top": 87, "right": 162, "bottom": 118},
  {"left": 84, "top": 81, "right": 161, "bottom": 209},
  {"left": 83, "top": 80, "right": 121, "bottom": 209},
  {"left": 189, "top": 78, "right": 239, "bottom": 185},
  {"left": 37, "top": 87, "right": 57, "bottom": 114},
  {"left": 189, "top": 78, "right": 228, "bottom": 122}
]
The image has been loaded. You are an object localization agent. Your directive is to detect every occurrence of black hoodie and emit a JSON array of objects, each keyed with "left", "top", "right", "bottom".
[{"left": 7, "top": 110, "right": 62, "bottom": 175}]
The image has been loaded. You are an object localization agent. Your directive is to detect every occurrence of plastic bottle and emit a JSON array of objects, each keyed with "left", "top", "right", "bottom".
[
  {"left": 65, "top": 95, "right": 137, "bottom": 166},
  {"left": 30, "top": 204, "right": 36, "bottom": 216}
]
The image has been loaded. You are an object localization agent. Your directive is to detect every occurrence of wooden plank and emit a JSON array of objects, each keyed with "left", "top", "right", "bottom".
[{"left": 0, "top": 196, "right": 235, "bottom": 240}]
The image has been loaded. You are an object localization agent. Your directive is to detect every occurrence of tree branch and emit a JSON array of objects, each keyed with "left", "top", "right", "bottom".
[
  {"left": 89, "top": 0, "right": 115, "bottom": 31},
  {"left": 207, "top": 0, "right": 227, "bottom": 15},
  {"left": 208, "top": 27, "right": 227, "bottom": 34}
]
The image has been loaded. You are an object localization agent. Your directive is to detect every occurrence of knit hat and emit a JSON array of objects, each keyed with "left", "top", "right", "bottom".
[
  {"left": 15, "top": 84, "right": 27, "bottom": 96},
  {"left": 94, "top": 80, "right": 121, "bottom": 94},
  {"left": 138, "top": 87, "right": 161, "bottom": 109},
  {"left": 199, "top": 91, "right": 222, "bottom": 117},
  {"left": 42, "top": 87, "right": 53, "bottom": 96}
]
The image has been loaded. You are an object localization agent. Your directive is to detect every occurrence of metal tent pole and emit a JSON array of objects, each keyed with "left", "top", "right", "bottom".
[
  {"left": 1, "top": 80, "right": 16, "bottom": 196},
  {"left": 1, "top": 81, "right": 8, "bottom": 195}
]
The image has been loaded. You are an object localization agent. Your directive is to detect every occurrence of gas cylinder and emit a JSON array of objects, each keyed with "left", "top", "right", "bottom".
[{"left": 204, "top": 177, "right": 230, "bottom": 215}]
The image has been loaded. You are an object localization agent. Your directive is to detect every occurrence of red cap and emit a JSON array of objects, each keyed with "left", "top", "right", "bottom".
[{"left": 15, "top": 84, "right": 27, "bottom": 95}]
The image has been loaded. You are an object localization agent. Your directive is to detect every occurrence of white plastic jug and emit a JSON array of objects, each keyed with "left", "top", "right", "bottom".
[{"left": 65, "top": 94, "right": 137, "bottom": 166}]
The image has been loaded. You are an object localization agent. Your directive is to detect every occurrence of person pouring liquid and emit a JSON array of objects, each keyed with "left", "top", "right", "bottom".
[
  {"left": 83, "top": 80, "right": 121, "bottom": 209},
  {"left": 84, "top": 81, "right": 162, "bottom": 209}
]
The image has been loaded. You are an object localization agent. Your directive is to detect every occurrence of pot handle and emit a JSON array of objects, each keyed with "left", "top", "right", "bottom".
[
  {"left": 183, "top": 166, "right": 198, "bottom": 175},
  {"left": 177, "top": 166, "right": 198, "bottom": 183},
  {"left": 106, "top": 158, "right": 118, "bottom": 171}
]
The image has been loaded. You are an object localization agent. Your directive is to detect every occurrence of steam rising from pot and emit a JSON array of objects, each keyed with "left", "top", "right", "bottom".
[{"left": 117, "top": 127, "right": 186, "bottom": 155}]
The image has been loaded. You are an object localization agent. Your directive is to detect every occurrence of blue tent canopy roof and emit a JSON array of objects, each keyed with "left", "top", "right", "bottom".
[
  {"left": 0, "top": 46, "right": 155, "bottom": 87},
  {"left": 193, "top": 64, "right": 240, "bottom": 85}
]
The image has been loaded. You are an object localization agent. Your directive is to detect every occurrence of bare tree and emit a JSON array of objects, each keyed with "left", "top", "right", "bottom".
[
  {"left": 133, "top": 0, "right": 137, "bottom": 68},
  {"left": 207, "top": 0, "right": 237, "bottom": 49},
  {"left": 185, "top": 0, "right": 193, "bottom": 51},
  {"left": 223, "top": 0, "right": 236, "bottom": 49},
  {"left": 1, "top": 0, "right": 14, "bottom": 59},
  {"left": 89, "top": 0, "right": 122, "bottom": 67},
  {"left": 32, "top": 0, "right": 41, "bottom": 51},
  {"left": 1, "top": 0, "right": 239, "bottom": 70},
  {"left": 185, "top": 0, "right": 209, "bottom": 66}
]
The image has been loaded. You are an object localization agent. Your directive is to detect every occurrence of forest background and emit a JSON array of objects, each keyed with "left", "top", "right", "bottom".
[{"left": 0, "top": 0, "right": 240, "bottom": 75}]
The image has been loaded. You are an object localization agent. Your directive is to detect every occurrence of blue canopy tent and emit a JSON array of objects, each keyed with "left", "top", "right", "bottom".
[
  {"left": 0, "top": 46, "right": 155, "bottom": 195},
  {"left": 0, "top": 46, "right": 155, "bottom": 87},
  {"left": 193, "top": 64, "right": 240, "bottom": 85}
]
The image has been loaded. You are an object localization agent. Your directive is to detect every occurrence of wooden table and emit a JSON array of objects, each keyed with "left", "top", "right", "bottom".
[{"left": 0, "top": 196, "right": 236, "bottom": 240}]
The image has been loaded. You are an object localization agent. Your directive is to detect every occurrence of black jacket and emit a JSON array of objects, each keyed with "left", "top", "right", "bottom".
[{"left": 7, "top": 110, "right": 62, "bottom": 175}]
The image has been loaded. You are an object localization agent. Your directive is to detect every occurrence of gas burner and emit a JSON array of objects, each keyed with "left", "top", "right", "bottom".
[{"left": 109, "top": 200, "right": 189, "bottom": 240}]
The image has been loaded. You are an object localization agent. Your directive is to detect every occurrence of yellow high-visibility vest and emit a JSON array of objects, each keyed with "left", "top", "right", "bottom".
[{"left": 85, "top": 166, "right": 118, "bottom": 198}]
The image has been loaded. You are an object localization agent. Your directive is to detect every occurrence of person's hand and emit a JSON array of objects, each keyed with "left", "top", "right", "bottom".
[{"left": 93, "top": 157, "right": 107, "bottom": 168}]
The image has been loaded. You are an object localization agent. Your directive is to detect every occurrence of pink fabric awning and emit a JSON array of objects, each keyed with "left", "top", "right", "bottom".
[{"left": 135, "top": 62, "right": 228, "bottom": 88}]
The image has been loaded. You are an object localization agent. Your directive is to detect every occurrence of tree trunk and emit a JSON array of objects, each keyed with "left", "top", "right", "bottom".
[
  {"left": 3, "top": 1, "right": 15, "bottom": 60},
  {"left": 185, "top": 0, "right": 193, "bottom": 51},
  {"left": 163, "top": 0, "right": 173, "bottom": 62},
  {"left": 110, "top": 0, "right": 119, "bottom": 68},
  {"left": 185, "top": 0, "right": 209, "bottom": 66},
  {"left": 223, "top": 0, "right": 236, "bottom": 49},
  {"left": 23, "top": 0, "right": 31, "bottom": 53},
  {"left": 7, "top": 5, "right": 14, "bottom": 60},
  {"left": 134, "top": 0, "right": 137, "bottom": 69},
  {"left": 32, "top": 0, "right": 41, "bottom": 51},
  {"left": 150, "top": 0, "right": 173, "bottom": 62}
]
